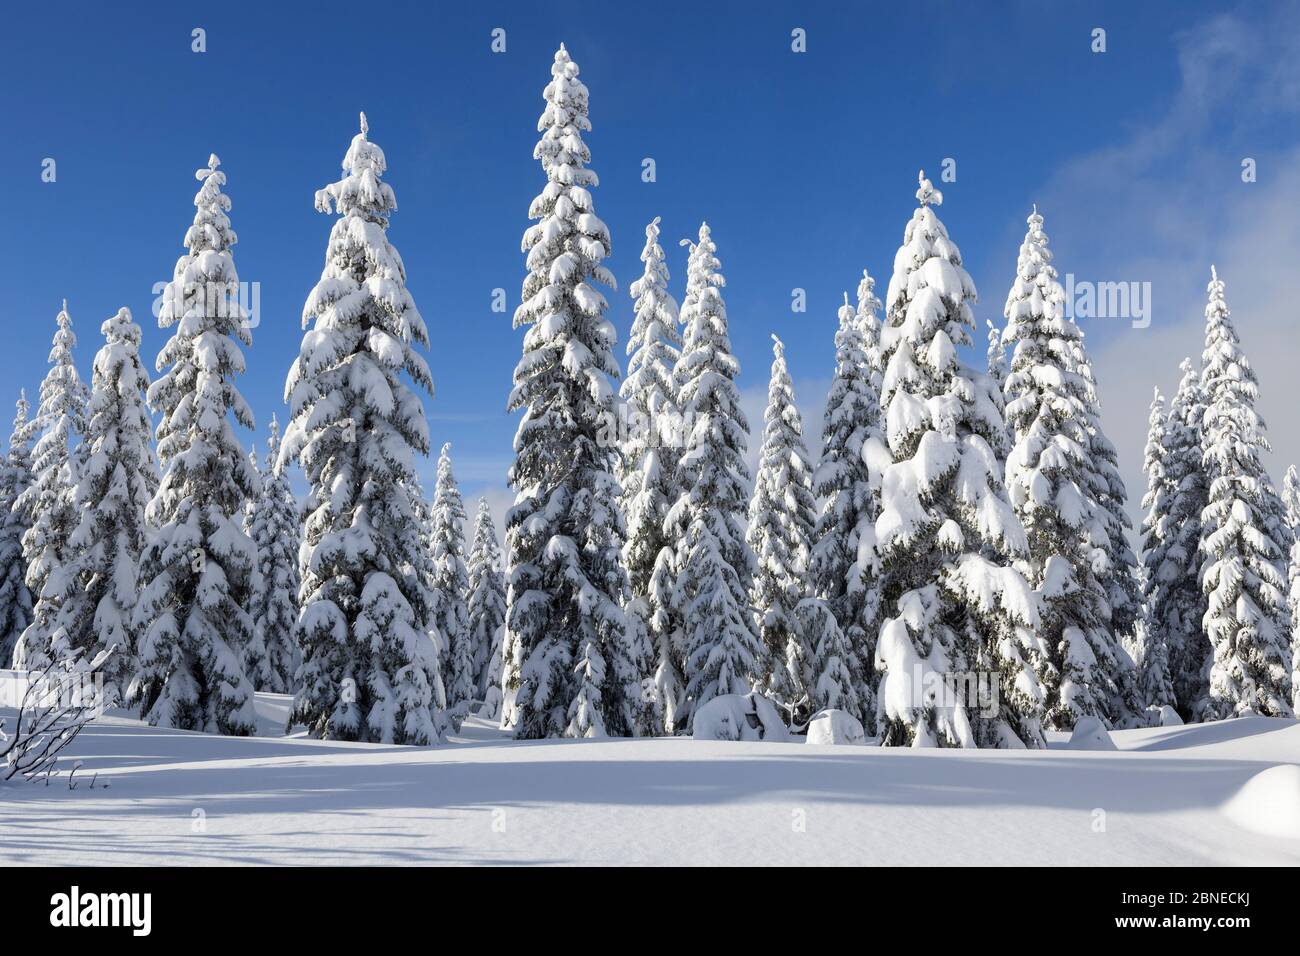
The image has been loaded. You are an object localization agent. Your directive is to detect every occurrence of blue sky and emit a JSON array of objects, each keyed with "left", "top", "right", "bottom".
[{"left": 3, "top": 0, "right": 1298, "bottom": 533}]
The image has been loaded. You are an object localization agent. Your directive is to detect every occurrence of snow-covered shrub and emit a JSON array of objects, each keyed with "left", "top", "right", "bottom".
[
  {"left": 805, "top": 709, "right": 867, "bottom": 746},
  {"left": 1, "top": 647, "right": 112, "bottom": 782},
  {"left": 1064, "top": 715, "right": 1116, "bottom": 751},
  {"left": 691, "top": 692, "right": 791, "bottom": 742}
]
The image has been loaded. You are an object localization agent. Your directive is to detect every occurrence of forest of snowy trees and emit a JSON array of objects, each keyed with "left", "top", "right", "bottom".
[{"left": 2, "top": 43, "right": 1296, "bottom": 750}]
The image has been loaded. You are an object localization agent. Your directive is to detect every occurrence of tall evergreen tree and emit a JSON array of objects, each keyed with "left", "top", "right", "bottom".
[
  {"left": 1152, "top": 358, "right": 1212, "bottom": 718},
  {"left": 619, "top": 215, "right": 682, "bottom": 597},
  {"left": 281, "top": 116, "right": 446, "bottom": 744},
  {"left": 667, "top": 223, "right": 765, "bottom": 727},
  {"left": 1137, "top": 387, "right": 1176, "bottom": 710},
  {"left": 432, "top": 443, "right": 473, "bottom": 713},
  {"left": 792, "top": 597, "right": 863, "bottom": 718},
  {"left": 505, "top": 46, "right": 647, "bottom": 739},
  {"left": 13, "top": 301, "right": 88, "bottom": 673},
  {"left": 1283, "top": 465, "right": 1300, "bottom": 714},
  {"left": 1197, "top": 267, "right": 1292, "bottom": 718},
  {"left": 872, "top": 173, "right": 1047, "bottom": 749},
  {"left": 467, "top": 497, "right": 506, "bottom": 718},
  {"left": 131, "top": 155, "right": 260, "bottom": 734},
  {"left": 747, "top": 335, "right": 817, "bottom": 702},
  {"left": 1001, "top": 208, "right": 1124, "bottom": 728},
  {"left": 810, "top": 277, "right": 884, "bottom": 724},
  {"left": 0, "top": 392, "right": 34, "bottom": 666},
  {"left": 618, "top": 216, "right": 683, "bottom": 730},
  {"left": 1076, "top": 348, "right": 1142, "bottom": 655},
  {"left": 985, "top": 318, "right": 1007, "bottom": 391},
  {"left": 246, "top": 416, "right": 300, "bottom": 694},
  {"left": 57, "top": 307, "right": 157, "bottom": 704}
]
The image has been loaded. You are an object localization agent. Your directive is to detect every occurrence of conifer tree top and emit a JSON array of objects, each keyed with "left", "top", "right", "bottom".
[
  {"left": 916, "top": 170, "right": 942, "bottom": 207},
  {"left": 314, "top": 112, "right": 396, "bottom": 225}
]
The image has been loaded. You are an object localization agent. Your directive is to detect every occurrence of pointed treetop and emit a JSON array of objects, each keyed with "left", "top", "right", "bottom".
[
  {"left": 359, "top": 111, "right": 368, "bottom": 137},
  {"left": 916, "top": 170, "right": 943, "bottom": 207},
  {"left": 1210, "top": 263, "right": 1217, "bottom": 282},
  {"left": 771, "top": 332, "right": 785, "bottom": 359},
  {"left": 440, "top": 441, "right": 452, "bottom": 459},
  {"left": 843, "top": 291, "right": 851, "bottom": 308},
  {"left": 208, "top": 153, "right": 220, "bottom": 170},
  {"left": 61, "top": 298, "right": 68, "bottom": 314}
]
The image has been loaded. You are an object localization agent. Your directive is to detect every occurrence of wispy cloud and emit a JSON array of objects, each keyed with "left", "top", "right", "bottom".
[{"left": 1000, "top": 3, "right": 1300, "bottom": 535}]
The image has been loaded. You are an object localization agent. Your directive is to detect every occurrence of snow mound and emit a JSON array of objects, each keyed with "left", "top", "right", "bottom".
[
  {"left": 1156, "top": 705, "right": 1182, "bottom": 727},
  {"left": 806, "top": 709, "right": 867, "bottom": 745},
  {"left": 1065, "top": 716, "right": 1117, "bottom": 751},
  {"left": 693, "top": 693, "right": 791, "bottom": 742},
  {"left": 1222, "top": 765, "right": 1300, "bottom": 839}
]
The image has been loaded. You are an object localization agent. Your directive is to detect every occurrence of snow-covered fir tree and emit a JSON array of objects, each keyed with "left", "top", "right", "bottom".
[
  {"left": 872, "top": 173, "right": 1047, "bottom": 749},
  {"left": 810, "top": 277, "right": 884, "bottom": 725},
  {"left": 1076, "top": 349, "right": 1142, "bottom": 657},
  {"left": 13, "top": 301, "right": 88, "bottom": 673},
  {"left": 245, "top": 416, "right": 300, "bottom": 694},
  {"left": 1197, "top": 267, "right": 1292, "bottom": 718},
  {"left": 467, "top": 497, "right": 507, "bottom": 719},
  {"left": 1283, "top": 465, "right": 1300, "bottom": 714},
  {"left": 505, "top": 46, "right": 649, "bottom": 739},
  {"left": 1137, "top": 387, "right": 1176, "bottom": 710},
  {"left": 985, "top": 318, "right": 1007, "bottom": 391},
  {"left": 0, "top": 392, "right": 34, "bottom": 666},
  {"left": 281, "top": 116, "right": 447, "bottom": 744},
  {"left": 666, "top": 223, "right": 765, "bottom": 728},
  {"left": 131, "top": 156, "right": 260, "bottom": 735},
  {"left": 1150, "top": 358, "right": 1212, "bottom": 717},
  {"left": 618, "top": 215, "right": 683, "bottom": 730},
  {"left": 746, "top": 334, "right": 818, "bottom": 703},
  {"left": 407, "top": 478, "right": 442, "bottom": 671},
  {"left": 57, "top": 307, "right": 158, "bottom": 704},
  {"left": 792, "top": 597, "right": 863, "bottom": 718},
  {"left": 619, "top": 215, "right": 682, "bottom": 596},
  {"left": 1001, "top": 207, "right": 1125, "bottom": 729},
  {"left": 431, "top": 443, "right": 473, "bottom": 713}
]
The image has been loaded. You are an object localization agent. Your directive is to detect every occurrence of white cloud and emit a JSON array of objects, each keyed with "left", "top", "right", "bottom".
[{"left": 993, "top": 5, "right": 1300, "bottom": 538}]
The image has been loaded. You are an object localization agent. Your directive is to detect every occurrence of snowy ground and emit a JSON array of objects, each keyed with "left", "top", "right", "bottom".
[{"left": 2, "top": 696, "right": 1298, "bottom": 866}]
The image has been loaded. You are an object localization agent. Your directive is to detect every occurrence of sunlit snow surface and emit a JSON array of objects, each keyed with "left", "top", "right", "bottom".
[{"left": 2, "top": 696, "right": 1297, "bottom": 865}]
